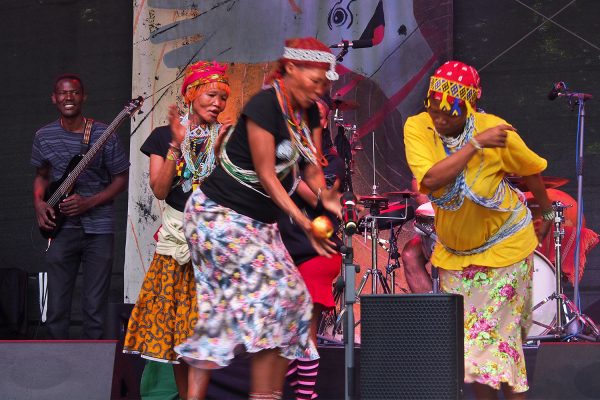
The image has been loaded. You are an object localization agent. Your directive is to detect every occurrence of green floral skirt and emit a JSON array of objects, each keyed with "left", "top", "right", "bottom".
[{"left": 440, "top": 254, "right": 533, "bottom": 393}]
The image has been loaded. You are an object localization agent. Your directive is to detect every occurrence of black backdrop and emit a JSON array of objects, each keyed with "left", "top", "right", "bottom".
[
  {"left": 1, "top": 0, "right": 600, "bottom": 322},
  {"left": 0, "top": 1, "right": 133, "bottom": 306},
  {"left": 455, "top": 0, "right": 600, "bottom": 312}
]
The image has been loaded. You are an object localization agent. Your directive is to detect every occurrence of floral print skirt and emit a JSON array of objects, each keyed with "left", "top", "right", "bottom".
[
  {"left": 439, "top": 255, "right": 533, "bottom": 393},
  {"left": 175, "top": 190, "right": 318, "bottom": 369}
]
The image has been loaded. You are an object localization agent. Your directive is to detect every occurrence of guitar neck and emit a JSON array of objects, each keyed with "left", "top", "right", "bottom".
[{"left": 47, "top": 109, "right": 130, "bottom": 207}]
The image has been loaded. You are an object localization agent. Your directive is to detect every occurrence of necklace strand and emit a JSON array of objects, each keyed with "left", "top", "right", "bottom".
[
  {"left": 179, "top": 113, "right": 219, "bottom": 192},
  {"left": 429, "top": 114, "right": 532, "bottom": 255},
  {"left": 272, "top": 79, "right": 318, "bottom": 165}
]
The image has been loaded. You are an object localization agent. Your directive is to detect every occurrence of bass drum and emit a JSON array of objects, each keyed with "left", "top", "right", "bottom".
[{"left": 527, "top": 251, "right": 557, "bottom": 338}]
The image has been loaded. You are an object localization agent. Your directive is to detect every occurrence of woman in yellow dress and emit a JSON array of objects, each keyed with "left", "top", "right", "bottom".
[{"left": 404, "top": 61, "right": 553, "bottom": 399}]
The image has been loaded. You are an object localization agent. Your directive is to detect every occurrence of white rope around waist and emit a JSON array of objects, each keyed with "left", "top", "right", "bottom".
[{"left": 155, "top": 204, "right": 190, "bottom": 265}]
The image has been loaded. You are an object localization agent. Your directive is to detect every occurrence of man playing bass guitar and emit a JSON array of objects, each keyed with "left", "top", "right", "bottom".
[{"left": 31, "top": 74, "right": 129, "bottom": 339}]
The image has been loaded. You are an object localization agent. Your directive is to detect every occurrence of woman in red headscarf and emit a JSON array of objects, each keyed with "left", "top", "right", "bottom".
[
  {"left": 123, "top": 61, "right": 231, "bottom": 399},
  {"left": 175, "top": 37, "right": 341, "bottom": 399},
  {"left": 404, "top": 61, "right": 553, "bottom": 399}
]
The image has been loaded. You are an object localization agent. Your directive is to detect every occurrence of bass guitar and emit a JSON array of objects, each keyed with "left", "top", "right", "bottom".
[{"left": 40, "top": 97, "right": 143, "bottom": 239}]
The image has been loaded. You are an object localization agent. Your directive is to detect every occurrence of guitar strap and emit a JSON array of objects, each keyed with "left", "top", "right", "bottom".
[{"left": 80, "top": 118, "right": 95, "bottom": 154}]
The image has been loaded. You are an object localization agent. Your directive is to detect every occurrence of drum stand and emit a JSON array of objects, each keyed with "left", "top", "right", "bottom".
[
  {"left": 384, "top": 225, "right": 410, "bottom": 294},
  {"left": 355, "top": 204, "right": 392, "bottom": 298},
  {"left": 527, "top": 201, "right": 600, "bottom": 342}
]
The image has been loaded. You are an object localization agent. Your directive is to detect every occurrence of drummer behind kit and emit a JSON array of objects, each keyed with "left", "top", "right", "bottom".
[{"left": 319, "top": 98, "right": 419, "bottom": 343}]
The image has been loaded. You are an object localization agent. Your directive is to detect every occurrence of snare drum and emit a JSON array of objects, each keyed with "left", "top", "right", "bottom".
[
  {"left": 414, "top": 202, "right": 435, "bottom": 259},
  {"left": 527, "top": 250, "right": 557, "bottom": 338}
]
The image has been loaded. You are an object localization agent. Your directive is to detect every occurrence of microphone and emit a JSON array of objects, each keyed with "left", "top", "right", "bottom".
[
  {"left": 548, "top": 81, "right": 566, "bottom": 100},
  {"left": 547, "top": 81, "right": 593, "bottom": 101},
  {"left": 330, "top": 39, "right": 374, "bottom": 49},
  {"left": 340, "top": 191, "right": 358, "bottom": 235}
]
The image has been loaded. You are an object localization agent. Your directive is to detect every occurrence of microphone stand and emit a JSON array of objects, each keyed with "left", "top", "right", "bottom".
[
  {"left": 341, "top": 232, "right": 359, "bottom": 400},
  {"left": 557, "top": 91, "right": 591, "bottom": 310},
  {"left": 547, "top": 89, "right": 599, "bottom": 340},
  {"left": 567, "top": 92, "right": 591, "bottom": 308}
]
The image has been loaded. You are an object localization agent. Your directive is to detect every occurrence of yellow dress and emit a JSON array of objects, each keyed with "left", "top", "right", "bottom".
[
  {"left": 404, "top": 111, "right": 547, "bottom": 270},
  {"left": 404, "top": 111, "right": 547, "bottom": 392}
]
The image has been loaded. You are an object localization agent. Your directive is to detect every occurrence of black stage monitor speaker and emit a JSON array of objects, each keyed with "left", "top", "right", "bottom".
[
  {"left": 0, "top": 340, "right": 117, "bottom": 400},
  {"left": 530, "top": 342, "right": 600, "bottom": 400},
  {"left": 360, "top": 294, "right": 464, "bottom": 400}
]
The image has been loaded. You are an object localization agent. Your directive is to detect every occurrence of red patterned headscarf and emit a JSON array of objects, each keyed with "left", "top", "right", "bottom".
[
  {"left": 181, "top": 61, "right": 230, "bottom": 105},
  {"left": 427, "top": 61, "right": 481, "bottom": 116}
]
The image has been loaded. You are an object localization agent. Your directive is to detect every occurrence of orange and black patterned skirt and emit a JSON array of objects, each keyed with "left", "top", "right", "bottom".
[{"left": 123, "top": 253, "right": 198, "bottom": 363}]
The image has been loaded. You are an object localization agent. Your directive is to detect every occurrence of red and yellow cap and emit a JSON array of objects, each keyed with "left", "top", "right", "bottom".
[{"left": 427, "top": 61, "right": 481, "bottom": 116}]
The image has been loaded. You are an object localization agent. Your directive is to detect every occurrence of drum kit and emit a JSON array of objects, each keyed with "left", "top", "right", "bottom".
[
  {"left": 320, "top": 99, "right": 599, "bottom": 342},
  {"left": 321, "top": 97, "right": 421, "bottom": 341}
]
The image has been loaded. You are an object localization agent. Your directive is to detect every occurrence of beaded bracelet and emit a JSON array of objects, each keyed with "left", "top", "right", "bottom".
[
  {"left": 469, "top": 137, "right": 482, "bottom": 150},
  {"left": 541, "top": 208, "right": 556, "bottom": 221},
  {"left": 169, "top": 141, "right": 181, "bottom": 150}
]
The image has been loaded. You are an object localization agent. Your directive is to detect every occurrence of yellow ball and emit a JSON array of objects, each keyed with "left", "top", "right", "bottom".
[{"left": 311, "top": 216, "right": 334, "bottom": 239}]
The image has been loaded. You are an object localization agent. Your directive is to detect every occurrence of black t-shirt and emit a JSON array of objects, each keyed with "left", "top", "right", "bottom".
[
  {"left": 140, "top": 125, "right": 190, "bottom": 212},
  {"left": 201, "top": 88, "right": 320, "bottom": 223},
  {"left": 276, "top": 150, "right": 345, "bottom": 265}
]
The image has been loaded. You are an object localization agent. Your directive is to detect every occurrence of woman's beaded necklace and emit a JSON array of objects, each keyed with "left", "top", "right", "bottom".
[
  {"left": 272, "top": 78, "right": 318, "bottom": 165},
  {"left": 219, "top": 127, "right": 300, "bottom": 198},
  {"left": 178, "top": 113, "right": 219, "bottom": 192},
  {"left": 217, "top": 79, "right": 319, "bottom": 198},
  {"left": 430, "top": 114, "right": 480, "bottom": 211},
  {"left": 428, "top": 114, "right": 532, "bottom": 255}
]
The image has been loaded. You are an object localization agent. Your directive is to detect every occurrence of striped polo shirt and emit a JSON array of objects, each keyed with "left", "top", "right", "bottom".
[{"left": 31, "top": 120, "right": 129, "bottom": 234}]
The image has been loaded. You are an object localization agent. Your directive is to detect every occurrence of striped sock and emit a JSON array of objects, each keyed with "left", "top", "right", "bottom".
[
  {"left": 295, "top": 358, "right": 319, "bottom": 400},
  {"left": 286, "top": 358, "right": 299, "bottom": 389}
]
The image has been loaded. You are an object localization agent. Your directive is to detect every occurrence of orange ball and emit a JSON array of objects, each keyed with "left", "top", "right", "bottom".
[{"left": 311, "top": 216, "right": 334, "bottom": 239}]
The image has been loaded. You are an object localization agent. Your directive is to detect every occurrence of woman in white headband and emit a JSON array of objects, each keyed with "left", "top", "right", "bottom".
[{"left": 175, "top": 37, "right": 341, "bottom": 399}]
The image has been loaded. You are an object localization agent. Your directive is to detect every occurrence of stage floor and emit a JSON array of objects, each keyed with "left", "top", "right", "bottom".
[{"left": 184, "top": 345, "right": 541, "bottom": 399}]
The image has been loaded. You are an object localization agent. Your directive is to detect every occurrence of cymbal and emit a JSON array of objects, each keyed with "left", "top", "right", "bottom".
[
  {"left": 358, "top": 194, "right": 389, "bottom": 209},
  {"left": 331, "top": 97, "right": 359, "bottom": 111},
  {"left": 384, "top": 190, "right": 419, "bottom": 198},
  {"left": 506, "top": 175, "right": 569, "bottom": 191},
  {"left": 359, "top": 194, "right": 388, "bottom": 203}
]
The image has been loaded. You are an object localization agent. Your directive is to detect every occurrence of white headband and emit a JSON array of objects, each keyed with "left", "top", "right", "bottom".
[{"left": 282, "top": 47, "right": 339, "bottom": 81}]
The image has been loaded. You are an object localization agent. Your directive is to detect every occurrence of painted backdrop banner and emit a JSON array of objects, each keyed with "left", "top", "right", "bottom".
[{"left": 126, "top": 0, "right": 452, "bottom": 301}]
